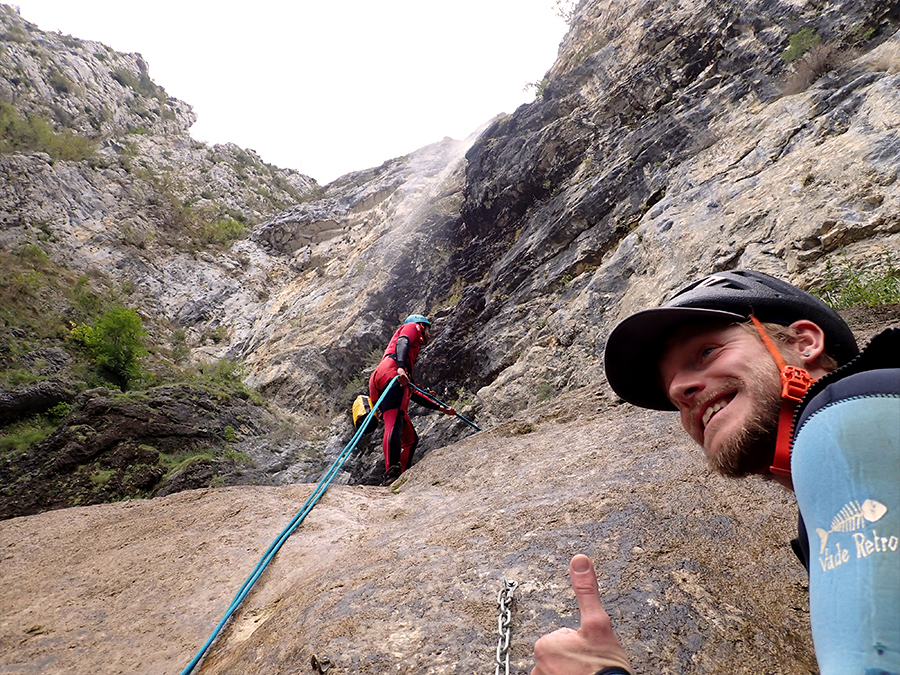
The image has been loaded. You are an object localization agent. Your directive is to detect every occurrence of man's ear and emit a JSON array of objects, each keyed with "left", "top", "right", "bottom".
[{"left": 789, "top": 320, "right": 828, "bottom": 374}]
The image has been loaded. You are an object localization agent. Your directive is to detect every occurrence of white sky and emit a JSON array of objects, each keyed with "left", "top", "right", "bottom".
[{"left": 12, "top": 1, "right": 569, "bottom": 183}]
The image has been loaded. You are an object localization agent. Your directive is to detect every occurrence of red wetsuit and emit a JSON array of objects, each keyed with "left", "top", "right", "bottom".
[{"left": 368, "top": 322, "right": 441, "bottom": 474}]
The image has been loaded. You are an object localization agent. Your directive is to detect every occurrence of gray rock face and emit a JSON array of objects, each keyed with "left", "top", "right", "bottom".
[
  {"left": 0, "top": 377, "right": 73, "bottom": 425},
  {"left": 2, "top": 1, "right": 900, "bottom": 672},
  {"left": 4, "top": 2, "right": 897, "bottom": 430},
  {"left": 0, "top": 381, "right": 306, "bottom": 517},
  {"left": 448, "top": 0, "right": 900, "bottom": 424}
]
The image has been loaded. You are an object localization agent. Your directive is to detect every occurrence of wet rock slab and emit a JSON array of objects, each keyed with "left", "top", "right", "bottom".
[{"left": 0, "top": 391, "right": 815, "bottom": 674}]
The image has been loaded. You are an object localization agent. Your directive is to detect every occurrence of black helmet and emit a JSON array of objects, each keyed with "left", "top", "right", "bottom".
[{"left": 604, "top": 270, "right": 858, "bottom": 411}]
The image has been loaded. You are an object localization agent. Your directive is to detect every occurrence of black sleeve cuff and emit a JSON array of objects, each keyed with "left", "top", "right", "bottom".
[
  {"left": 394, "top": 336, "right": 410, "bottom": 369},
  {"left": 410, "top": 390, "right": 442, "bottom": 410},
  {"left": 595, "top": 668, "right": 632, "bottom": 675}
]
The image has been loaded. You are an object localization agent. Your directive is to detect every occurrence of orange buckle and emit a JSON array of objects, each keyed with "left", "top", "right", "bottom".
[{"left": 780, "top": 366, "right": 814, "bottom": 402}]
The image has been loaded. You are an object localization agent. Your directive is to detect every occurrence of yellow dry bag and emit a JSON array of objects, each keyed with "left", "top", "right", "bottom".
[{"left": 351, "top": 395, "right": 380, "bottom": 434}]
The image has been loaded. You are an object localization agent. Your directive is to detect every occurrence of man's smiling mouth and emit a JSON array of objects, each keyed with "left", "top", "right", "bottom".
[{"left": 702, "top": 396, "right": 734, "bottom": 429}]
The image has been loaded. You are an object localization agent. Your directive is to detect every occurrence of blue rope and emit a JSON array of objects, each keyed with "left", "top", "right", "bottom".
[
  {"left": 408, "top": 383, "right": 481, "bottom": 431},
  {"left": 179, "top": 377, "right": 398, "bottom": 675}
]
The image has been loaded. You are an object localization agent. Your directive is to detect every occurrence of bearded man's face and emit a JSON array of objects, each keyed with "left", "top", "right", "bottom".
[{"left": 659, "top": 323, "right": 785, "bottom": 477}]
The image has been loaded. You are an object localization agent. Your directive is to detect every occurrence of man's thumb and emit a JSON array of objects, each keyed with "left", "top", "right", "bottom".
[{"left": 569, "top": 554, "right": 608, "bottom": 633}]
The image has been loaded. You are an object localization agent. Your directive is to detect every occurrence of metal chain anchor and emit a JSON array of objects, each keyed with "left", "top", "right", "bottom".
[
  {"left": 311, "top": 654, "right": 332, "bottom": 673},
  {"left": 495, "top": 578, "right": 518, "bottom": 675}
]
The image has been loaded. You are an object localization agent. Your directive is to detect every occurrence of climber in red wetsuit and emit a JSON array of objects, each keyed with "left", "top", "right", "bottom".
[{"left": 368, "top": 314, "right": 455, "bottom": 481}]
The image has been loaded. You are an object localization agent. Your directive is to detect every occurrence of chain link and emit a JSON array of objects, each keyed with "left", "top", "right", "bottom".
[{"left": 495, "top": 578, "right": 518, "bottom": 675}]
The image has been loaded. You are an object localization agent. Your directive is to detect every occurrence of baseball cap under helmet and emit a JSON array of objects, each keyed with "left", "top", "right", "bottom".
[{"left": 603, "top": 270, "right": 858, "bottom": 411}]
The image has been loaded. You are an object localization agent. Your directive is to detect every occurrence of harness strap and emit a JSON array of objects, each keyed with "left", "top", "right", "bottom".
[
  {"left": 750, "top": 315, "right": 787, "bottom": 370},
  {"left": 749, "top": 316, "right": 816, "bottom": 478}
]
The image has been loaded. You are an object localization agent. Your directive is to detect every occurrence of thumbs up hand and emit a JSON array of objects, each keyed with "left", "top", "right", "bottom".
[{"left": 531, "top": 554, "right": 632, "bottom": 675}]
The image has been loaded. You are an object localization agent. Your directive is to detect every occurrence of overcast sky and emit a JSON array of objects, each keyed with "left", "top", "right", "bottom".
[{"left": 12, "top": 1, "right": 569, "bottom": 183}]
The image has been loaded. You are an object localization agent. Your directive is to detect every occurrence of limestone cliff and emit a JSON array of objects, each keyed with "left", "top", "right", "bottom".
[
  {"left": 3, "top": 1, "right": 899, "bottom": 484},
  {"left": 1, "top": 0, "right": 900, "bottom": 673}
]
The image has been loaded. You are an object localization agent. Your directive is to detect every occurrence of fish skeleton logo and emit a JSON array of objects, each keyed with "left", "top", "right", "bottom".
[{"left": 815, "top": 499, "right": 888, "bottom": 554}]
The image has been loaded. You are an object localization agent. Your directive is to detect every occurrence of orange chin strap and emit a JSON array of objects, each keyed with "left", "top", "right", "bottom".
[{"left": 749, "top": 316, "right": 817, "bottom": 478}]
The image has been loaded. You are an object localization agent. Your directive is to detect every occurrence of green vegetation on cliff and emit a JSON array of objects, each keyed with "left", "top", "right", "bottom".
[
  {"left": 0, "top": 102, "right": 95, "bottom": 161},
  {"left": 68, "top": 307, "right": 149, "bottom": 391},
  {"left": 0, "top": 240, "right": 267, "bottom": 498},
  {"left": 817, "top": 253, "right": 900, "bottom": 309}
]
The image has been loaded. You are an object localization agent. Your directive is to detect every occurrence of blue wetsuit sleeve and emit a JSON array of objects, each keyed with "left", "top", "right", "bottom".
[{"left": 791, "top": 368, "right": 900, "bottom": 675}]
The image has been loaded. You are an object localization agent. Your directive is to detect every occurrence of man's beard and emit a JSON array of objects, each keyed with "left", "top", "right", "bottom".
[{"left": 705, "top": 367, "right": 783, "bottom": 478}]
